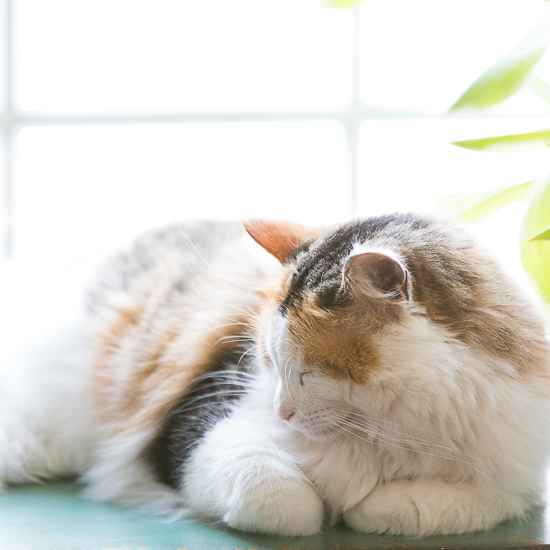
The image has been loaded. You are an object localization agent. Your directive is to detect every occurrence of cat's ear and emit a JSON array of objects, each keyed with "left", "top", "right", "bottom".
[
  {"left": 346, "top": 251, "right": 410, "bottom": 302},
  {"left": 243, "top": 219, "right": 315, "bottom": 264}
]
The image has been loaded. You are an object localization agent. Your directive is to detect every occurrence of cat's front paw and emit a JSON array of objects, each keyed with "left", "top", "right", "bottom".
[
  {"left": 223, "top": 462, "right": 323, "bottom": 536},
  {"left": 343, "top": 481, "right": 421, "bottom": 536},
  {"left": 343, "top": 479, "right": 509, "bottom": 537}
]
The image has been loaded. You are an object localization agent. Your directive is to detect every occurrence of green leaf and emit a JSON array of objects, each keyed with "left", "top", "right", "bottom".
[
  {"left": 449, "top": 15, "right": 550, "bottom": 111},
  {"left": 520, "top": 171, "right": 550, "bottom": 303},
  {"left": 527, "top": 222, "right": 550, "bottom": 241},
  {"left": 527, "top": 76, "right": 550, "bottom": 104},
  {"left": 451, "top": 130, "right": 550, "bottom": 152},
  {"left": 437, "top": 181, "right": 534, "bottom": 223},
  {"left": 321, "top": 0, "right": 366, "bottom": 6}
]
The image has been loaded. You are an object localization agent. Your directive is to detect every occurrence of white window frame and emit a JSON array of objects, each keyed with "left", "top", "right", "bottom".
[
  {"left": 3, "top": 2, "right": 541, "bottom": 263},
  {"left": 1, "top": 0, "right": 13, "bottom": 259},
  {"left": 0, "top": 1, "right": 367, "bottom": 261}
]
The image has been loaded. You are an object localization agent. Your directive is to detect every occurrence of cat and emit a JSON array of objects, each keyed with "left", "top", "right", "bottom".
[{"left": 1, "top": 213, "right": 550, "bottom": 537}]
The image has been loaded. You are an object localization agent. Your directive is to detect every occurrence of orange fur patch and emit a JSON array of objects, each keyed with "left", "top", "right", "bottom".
[
  {"left": 287, "top": 292, "right": 381, "bottom": 384},
  {"left": 92, "top": 307, "right": 253, "bottom": 433},
  {"left": 244, "top": 219, "right": 321, "bottom": 264},
  {"left": 89, "top": 255, "right": 266, "bottom": 438}
]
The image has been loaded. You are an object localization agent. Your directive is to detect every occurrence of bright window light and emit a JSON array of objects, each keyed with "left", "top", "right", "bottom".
[
  {"left": 15, "top": 0, "right": 354, "bottom": 112},
  {"left": 15, "top": 122, "right": 347, "bottom": 263}
]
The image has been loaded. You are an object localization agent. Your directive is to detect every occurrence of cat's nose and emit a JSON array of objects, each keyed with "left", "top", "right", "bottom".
[
  {"left": 274, "top": 397, "right": 295, "bottom": 422},
  {"left": 278, "top": 409, "right": 295, "bottom": 422}
]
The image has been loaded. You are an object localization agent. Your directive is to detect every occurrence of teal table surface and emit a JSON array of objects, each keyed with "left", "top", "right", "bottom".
[{"left": 1, "top": 482, "right": 549, "bottom": 550}]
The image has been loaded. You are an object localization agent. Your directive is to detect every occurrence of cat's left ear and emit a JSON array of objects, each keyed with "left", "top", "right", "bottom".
[
  {"left": 346, "top": 250, "right": 410, "bottom": 302},
  {"left": 243, "top": 219, "right": 317, "bottom": 264}
]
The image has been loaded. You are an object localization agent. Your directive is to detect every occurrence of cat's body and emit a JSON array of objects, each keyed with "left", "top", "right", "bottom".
[{"left": 2, "top": 214, "right": 550, "bottom": 537}]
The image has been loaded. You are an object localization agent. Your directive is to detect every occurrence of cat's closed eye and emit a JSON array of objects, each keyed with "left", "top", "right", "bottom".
[{"left": 299, "top": 371, "right": 313, "bottom": 386}]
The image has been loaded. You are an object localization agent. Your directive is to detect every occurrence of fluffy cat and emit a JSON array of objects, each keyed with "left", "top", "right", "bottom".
[{"left": 1, "top": 213, "right": 550, "bottom": 537}]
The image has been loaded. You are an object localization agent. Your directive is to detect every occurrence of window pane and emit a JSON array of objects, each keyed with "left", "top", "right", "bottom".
[
  {"left": 0, "top": 135, "right": 5, "bottom": 259},
  {"left": 360, "top": 0, "right": 550, "bottom": 115},
  {"left": 15, "top": 122, "right": 347, "bottom": 264},
  {"left": 0, "top": 0, "right": 7, "bottom": 114},
  {"left": 15, "top": 0, "right": 354, "bottom": 113}
]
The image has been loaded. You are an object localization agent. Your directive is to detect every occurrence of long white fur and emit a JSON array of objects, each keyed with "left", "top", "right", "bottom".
[
  {"left": 1, "top": 244, "right": 550, "bottom": 537},
  {"left": 0, "top": 260, "right": 97, "bottom": 489}
]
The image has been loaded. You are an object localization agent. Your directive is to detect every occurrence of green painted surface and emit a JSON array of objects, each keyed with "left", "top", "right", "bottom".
[{"left": 0, "top": 482, "right": 549, "bottom": 550}]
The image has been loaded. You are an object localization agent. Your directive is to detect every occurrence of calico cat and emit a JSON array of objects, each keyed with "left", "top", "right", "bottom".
[{"left": 2, "top": 213, "right": 550, "bottom": 537}]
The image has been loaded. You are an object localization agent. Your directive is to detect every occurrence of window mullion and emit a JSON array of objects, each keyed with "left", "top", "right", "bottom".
[
  {"left": 346, "top": 7, "right": 362, "bottom": 218},
  {"left": 0, "top": 0, "right": 13, "bottom": 259}
]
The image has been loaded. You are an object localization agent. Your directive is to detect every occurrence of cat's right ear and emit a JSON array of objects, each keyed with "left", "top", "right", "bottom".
[
  {"left": 346, "top": 250, "right": 410, "bottom": 302},
  {"left": 243, "top": 219, "right": 315, "bottom": 264}
]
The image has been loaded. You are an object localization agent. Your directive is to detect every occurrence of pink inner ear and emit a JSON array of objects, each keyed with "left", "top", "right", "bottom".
[
  {"left": 348, "top": 252, "right": 409, "bottom": 301},
  {"left": 243, "top": 219, "right": 314, "bottom": 264}
]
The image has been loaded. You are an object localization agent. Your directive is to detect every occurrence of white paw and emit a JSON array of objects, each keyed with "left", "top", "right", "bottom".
[
  {"left": 223, "top": 462, "right": 323, "bottom": 536},
  {"left": 343, "top": 482, "right": 421, "bottom": 536},
  {"left": 343, "top": 480, "right": 510, "bottom": 537}
]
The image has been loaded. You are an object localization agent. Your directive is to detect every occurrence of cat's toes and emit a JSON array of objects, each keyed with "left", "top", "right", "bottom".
[
  {"left": 343, "top": 482, "right": 420, "bottom": 536},
  {"left": 223, "top": 474, "right": 323, "bottom": 536}
]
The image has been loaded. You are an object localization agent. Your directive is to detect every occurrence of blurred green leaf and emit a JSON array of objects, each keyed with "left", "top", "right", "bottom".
[
  {"left": 437, "top": 181, "right": 534, "bottom": 223},
  {"left": 520, "top": 171, "right": 550, "bottom": 303},
  {"left": 528, "top": 76, "right": 550, "bottom": 104},
  {"left": 449, "top": 15, "right": 550, "bottom": 111},
  {"left": 527, "top": 222, "right": 550, "bottom": 241},
  {"left": 451, "top": 130, "right": 550, "bottom": 152},
  {"left": 321, "top": 0, "right": 366, "bottom": 6}
]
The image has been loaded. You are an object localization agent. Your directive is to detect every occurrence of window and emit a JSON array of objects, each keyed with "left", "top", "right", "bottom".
[{"left": 1, "top": 0, "right": 549, "bottom": 278}]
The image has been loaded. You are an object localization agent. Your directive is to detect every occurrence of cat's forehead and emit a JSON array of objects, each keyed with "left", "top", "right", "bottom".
[{"left": 279, "top": 223, "right": 361, "bottom": 314}]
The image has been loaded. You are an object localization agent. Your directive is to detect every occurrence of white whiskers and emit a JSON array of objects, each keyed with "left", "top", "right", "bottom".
[{"left": 329, "top": 407, "right": 487, "bottom": 477}]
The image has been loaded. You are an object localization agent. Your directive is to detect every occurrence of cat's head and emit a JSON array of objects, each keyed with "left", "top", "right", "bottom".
[
  {"left": 244, "top": 218, "right": 413, "bottom": 440},
  {"left": 243, "top": 215, "right": 550, "bottom": 444}
]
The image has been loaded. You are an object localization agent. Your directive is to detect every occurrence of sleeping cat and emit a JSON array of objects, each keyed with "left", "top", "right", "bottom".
[{"left": 2, "top": 213, "right": 550, "bottom": 537}]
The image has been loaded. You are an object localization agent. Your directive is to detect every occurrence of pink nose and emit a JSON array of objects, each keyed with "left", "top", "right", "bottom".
[{"left": 278, "top": 410, "right": 295, "bottom": 422}]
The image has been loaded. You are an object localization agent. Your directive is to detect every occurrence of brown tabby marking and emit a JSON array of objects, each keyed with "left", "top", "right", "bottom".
[{"left": 404, "top": 241, "right": 549, "bottom": 373}]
